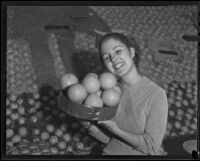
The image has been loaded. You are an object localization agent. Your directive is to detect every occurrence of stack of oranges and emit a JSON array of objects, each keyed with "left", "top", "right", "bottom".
[{"left": 60, "top": 72, "right": 121, "bottom": 108}]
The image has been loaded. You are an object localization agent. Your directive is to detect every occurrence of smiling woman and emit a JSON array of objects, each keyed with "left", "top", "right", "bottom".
[
  {"left": 86, "top": 32, "right": 169, "bottom": 155},
  {"left": 99, "top": 32, "right": 141, "bottom": 69},
  {"left": 98, "top": 33, "right": 142, "bottom": 86}
]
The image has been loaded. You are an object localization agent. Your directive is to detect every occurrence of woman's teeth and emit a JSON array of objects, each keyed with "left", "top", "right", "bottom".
[{"left": 114, "top": 62, "right": 124, "bottom": 70}]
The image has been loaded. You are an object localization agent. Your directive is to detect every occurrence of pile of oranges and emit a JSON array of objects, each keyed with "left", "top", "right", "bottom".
[{"left": 60, "top": 72, "right": 121, "bottom": 108}]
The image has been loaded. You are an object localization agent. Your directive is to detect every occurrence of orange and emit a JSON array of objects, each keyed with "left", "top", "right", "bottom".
[
  {"left": 84, "top": 93, "right": 103, "bottom": 107},
  {"left": 99, "top": 72, "right": 117, "bottom": 89},
  {"left": 82, "top": 73, "right": 100, "bottom": 93},
  {"left": 96, "top": 90, "right": 102, "bottom": 97},
  {"left": 67, "top": 83, "right": 87, "bottom": 104},
  {"left": 60, "top": 73, "right": 78, "bottom": 90},
  {"left": 86, "top": 73, "right": 98, "bottom": 78},
  {"left": 102, "top": 88, "right": 120, "bottom": 107},
  {"left": 113, "top": 85, "right": 122, "bottom": 95}
]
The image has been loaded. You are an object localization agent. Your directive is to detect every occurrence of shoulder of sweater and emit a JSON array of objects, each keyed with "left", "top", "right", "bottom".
[
  {"left": 141, "top": 76, "right": 162, "bottom": 89},
  {"left": 140, "top": 76, "right": 166, "bottom": 95}
]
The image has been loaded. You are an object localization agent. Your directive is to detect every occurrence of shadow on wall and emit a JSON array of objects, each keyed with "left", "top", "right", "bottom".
[{"left": 72, "top": 50, "right": 107, "bottom": 80}]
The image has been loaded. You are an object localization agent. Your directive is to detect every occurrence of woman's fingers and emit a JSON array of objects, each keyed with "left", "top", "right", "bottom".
[
  {"left": 80, "top": 121, "right": 99, "bottom": 133},
  {"left": 98, "top": 121, "right": 109, "bottom": 129},
  {"left": 80, "top": 121, "right": 91, "bottom": 129},
  {"left": 98, "top": 121, "right": 106, "bottom": 124},
  {"left": 89, "top": 125, "right": 99, "bottom": 133}
]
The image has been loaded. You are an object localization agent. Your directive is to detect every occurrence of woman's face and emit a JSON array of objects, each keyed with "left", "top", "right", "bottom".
[{"left": 100, "top": 38, "right": 135, "bottom": 77}]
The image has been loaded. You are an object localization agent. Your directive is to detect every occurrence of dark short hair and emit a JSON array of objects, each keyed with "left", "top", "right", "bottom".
[{"left": 98, "top": 32, "right": 141, "bottom": 68}]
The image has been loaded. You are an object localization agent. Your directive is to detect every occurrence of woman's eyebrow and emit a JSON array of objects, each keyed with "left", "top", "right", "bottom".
[
  {"left": 112, "top": 45, "right": 122, "bottom": 50},
  {"left": 102, "top": 45, "right": 122, "bottom": 56}
]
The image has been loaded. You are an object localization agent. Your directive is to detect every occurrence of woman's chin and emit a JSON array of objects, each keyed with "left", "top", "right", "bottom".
[
  {"left": 115, "top": 69, "right": 126, "bottom": 77},
  {"left": 116, "top": 67, "right": 133, "bottom": 78},
  {"left": 107, "top": 66, "right": 127, "bottom": 77}
]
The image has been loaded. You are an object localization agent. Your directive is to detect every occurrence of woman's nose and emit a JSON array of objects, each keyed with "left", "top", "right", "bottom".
[{"left": 110, "top": 54, "right": 117, "bottom": 63}]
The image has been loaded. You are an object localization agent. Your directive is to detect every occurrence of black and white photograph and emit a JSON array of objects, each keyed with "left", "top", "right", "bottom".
[{"left": 2, "top": 1, "right": 199, "bottom": 159}]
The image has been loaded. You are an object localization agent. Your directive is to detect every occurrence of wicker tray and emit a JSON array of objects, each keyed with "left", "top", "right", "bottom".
[{"left": 58, "top": 92, "right": 118, "bottom": 121}]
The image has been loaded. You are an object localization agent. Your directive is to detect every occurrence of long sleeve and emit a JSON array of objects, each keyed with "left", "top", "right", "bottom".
[{"left": 136, "top": 89, "right": 168, "bottom": 155}]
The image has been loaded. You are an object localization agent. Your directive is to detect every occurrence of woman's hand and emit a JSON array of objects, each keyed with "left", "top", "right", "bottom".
[
  {"left": 80, "top": 121, "right": 92, "bottom": 129},
  {"left": 98, "top": 120, "right": 121, "bottom": 135},
  {"left": 81, "top": 121, "right": 111, "bottom": 144},
  {"left": 80, "top": 121, "right": 99, "bottom": 134}
]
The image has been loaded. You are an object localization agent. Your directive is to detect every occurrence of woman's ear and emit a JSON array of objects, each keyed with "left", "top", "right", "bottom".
[{"left": 130, "top": 47, "right": 135, "bottom": 58}]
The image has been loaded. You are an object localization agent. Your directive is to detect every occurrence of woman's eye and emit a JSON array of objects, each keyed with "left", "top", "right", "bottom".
[
  {"left": 115, "top": 49, "right": 122, "bottom": 54},
  {"left": 104, "top": 57, "right": 109, "bottom": 61}
]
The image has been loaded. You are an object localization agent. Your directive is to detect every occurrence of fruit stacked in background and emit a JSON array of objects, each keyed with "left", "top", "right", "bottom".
[
  {"left": 6, "top": 86, "right": 103, "bottom": 155},
  {"left": 60, "top": 72, "right": 121, "bottom": 108}
]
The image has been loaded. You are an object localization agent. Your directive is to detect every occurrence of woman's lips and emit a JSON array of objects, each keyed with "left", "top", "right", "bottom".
[{"left": 113, "top": 62, "right": 124, "bottom": 70}]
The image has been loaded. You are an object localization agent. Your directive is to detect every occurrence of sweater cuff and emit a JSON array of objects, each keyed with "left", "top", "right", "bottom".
[{"left": 135, "top": 134, "right": 141, "bottom": 149}]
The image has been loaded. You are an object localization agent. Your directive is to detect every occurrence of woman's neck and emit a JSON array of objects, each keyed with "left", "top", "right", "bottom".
[{"left": 120, "top": 67, "right": 141, "bottom": 87}]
